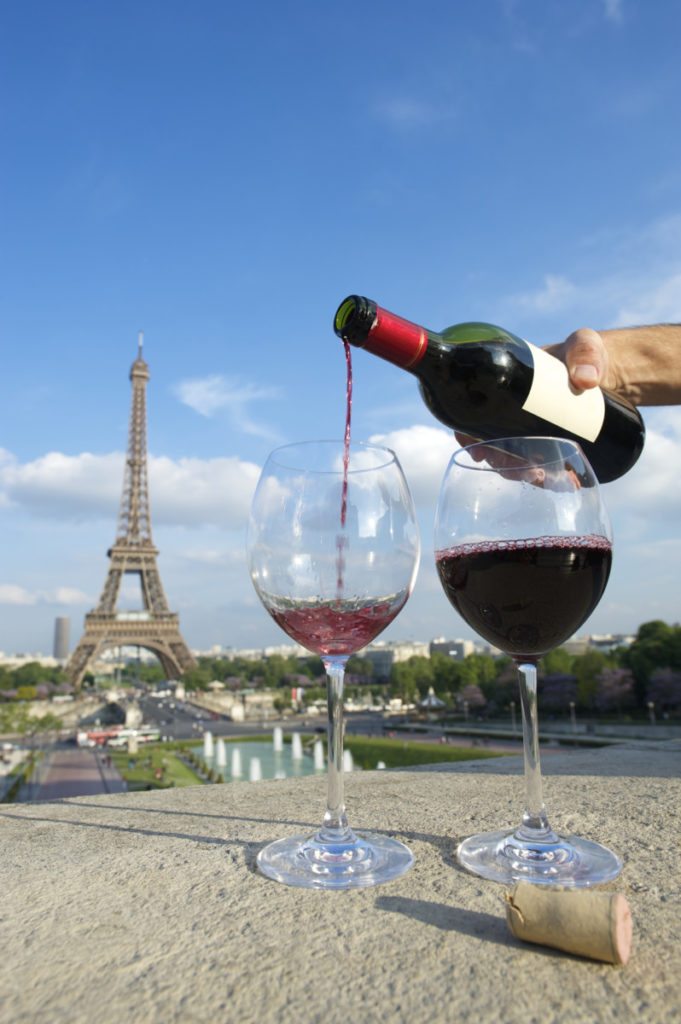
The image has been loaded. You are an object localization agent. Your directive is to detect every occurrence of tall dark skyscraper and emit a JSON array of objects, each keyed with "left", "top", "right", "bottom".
[{"left": 53, "top": 616, "right": 70, "bottom": 661}]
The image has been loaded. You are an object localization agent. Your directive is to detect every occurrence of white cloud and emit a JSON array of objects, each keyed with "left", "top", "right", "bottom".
[
  {"left": 612, "top": 271, "right": 681, "bottom": 326},
  {"left": 177, "top": 548, "right": 228, "bottom": 566},
  {"left": 0, "top": 584, "right": 37, "bottom": 606},
  {"left": 0, "top": 450, "right": 122, "bottom": 520},
  {"left": 174, "top": 374, "right": 281, "bottom": 440},
  {"left": 605, "top": 408, "right": 681, "bottom": 528},
  {"left": 501, "top": 214, "right": 681, "bottom": 332},
  {"left": 366, "top": 413, "right": 679, "bottom": 585},
  {"left": 0, "top": 449, "right": 262, "bottom": 529},
  {"left": 602, "top": 0, "right": 623, "bottom": 23},
  {"left": 368, "top": 413, "right": 681, "bottom": 542},
  {"left": 512, "top": 274, "right": 578, "bottom": 314},
  {"left": 0, "top": 584, "right": 90, "bottom": 606},
  {"left": 368, "top": 424, "right": 457, "bottom": 506},
  {"left": 176, "top": 546, "right": 245, "bottom": 567},
  {"left": 372, "top": 97, "right": 455, "bottom": 129},
  {"left": 149, "top": 455, "right": 261, "bottom": 527},
  {"left": 51, "top": 587, "right": 90, "bottom": 605}
]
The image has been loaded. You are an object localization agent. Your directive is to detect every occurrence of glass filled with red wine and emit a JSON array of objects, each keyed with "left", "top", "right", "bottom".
[
  {"left": 434, "top": 436, "right": 622, "bottom": 887},
  {"left": 248, "top": 440, "right": 420, "bottom": 888}
]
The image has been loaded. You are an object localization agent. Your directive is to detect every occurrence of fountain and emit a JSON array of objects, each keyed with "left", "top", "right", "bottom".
[
  {"left": 231, "top": 747, "right": 243, "bottom": 778},
  {"left": 203, "top": 731, "right": 214, "bottom": 760},
  {"left": 249, "top": 757, "right": 262, "bottom": 782},
  {"left": 313, "top": 739, "right": 325, "bottom": 771},
  {"left": 291, "top": 733, "right": 303, "bottom": 761},
  {"left": 216, "top": 739, "right": 227, "bottom": 771},
  {"left": 343, "top": 749, "right": 354, "bottom": 772},
  {"left": 376, "top": 761, "right": 386, "bottom": 770},
  {"left": 273, "top": 726, "right": 284, "bottom": 752},
  {"left": 274, "top": 770, "right": 286, "bottom": 780}
]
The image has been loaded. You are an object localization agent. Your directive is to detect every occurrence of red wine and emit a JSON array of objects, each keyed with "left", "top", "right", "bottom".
[
  {"left": 341, "top": 339, "right": 352, "bottom": 528},
  {"left": 267, "top": 597, "right": 408, "bottom": 656},
  {"left": 435, "top": 535, "right": 612, "bottom": 660},
  {"left": 334, "top": 296, "right": 645, "bottom": 484}
]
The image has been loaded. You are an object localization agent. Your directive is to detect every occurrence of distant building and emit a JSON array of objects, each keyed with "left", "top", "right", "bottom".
[
  {"left": 363, "top": 641, "right": 430, "bottom": 680},
  {"left": 429, "top": 637, "right": 475, "bottom": 660},
  {"left": 0, "top": 652, "right": 60, "bottom": 669},
  {"left": 562, "top": 636, "right": 590, "bottom": 656},
  {"left": 561, "top": 633, "right": 636, "bottom": 656},
  {"left": 588, "top": 633, "right": 636, "bottom": 654},
  {"left": 53, "top": 617, "right": 71, "bottom": 661},
  {"left": 224, "top": 643, "right": 308, "bottom": 661}
]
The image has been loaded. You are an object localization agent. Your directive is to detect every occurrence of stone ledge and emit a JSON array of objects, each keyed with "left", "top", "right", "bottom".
[{"left": 1, "top": 742, "right": 679, "bottom": 1024}]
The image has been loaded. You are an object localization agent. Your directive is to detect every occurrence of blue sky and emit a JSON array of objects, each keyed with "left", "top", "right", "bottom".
[{"left": 1, "top": 0, "right": 680, "bottom": 655}]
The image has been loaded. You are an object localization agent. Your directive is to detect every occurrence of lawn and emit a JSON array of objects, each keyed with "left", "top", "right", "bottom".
[
  {"left": 344, "top": 736, "right": 502, "bottom": 770},
  {"left": 110, "top": 746, "right": 203, "bottom": 790},
  {"left": 109, "top": 735, "right": 500, "bottom": 789}
]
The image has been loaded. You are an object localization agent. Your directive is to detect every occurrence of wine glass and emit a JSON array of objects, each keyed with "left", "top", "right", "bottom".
[
  {"left": 247, "top": 440, "right": 420, "bottom": 888},
  {"left": 434, "top": 436, "right": 622, "bottom": 887}
]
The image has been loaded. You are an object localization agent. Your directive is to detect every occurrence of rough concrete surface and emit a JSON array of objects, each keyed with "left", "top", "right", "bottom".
[{"left": 0, "top": 742, "right": 679, "bottom": 1024}]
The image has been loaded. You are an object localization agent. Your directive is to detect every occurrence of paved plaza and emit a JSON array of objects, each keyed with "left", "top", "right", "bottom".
[
  {"left": 28, "top": 747, "right": 126, "bottom": 801},
  {"left": 0, "top": 741, "right": 679, "bottom": 1023}
]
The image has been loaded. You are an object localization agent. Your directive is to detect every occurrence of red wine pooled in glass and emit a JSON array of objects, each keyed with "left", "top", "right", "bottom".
[
  {"left": 270, "top": 597, "right": 409, "bottom": 657},
  {"left": 436, "top": 535, "right": 612, "bottom": 660}
]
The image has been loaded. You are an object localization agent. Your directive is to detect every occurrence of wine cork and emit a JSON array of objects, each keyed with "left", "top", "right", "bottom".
[{"left": 505, "top": 882, "right": 632, "bottom": 965}]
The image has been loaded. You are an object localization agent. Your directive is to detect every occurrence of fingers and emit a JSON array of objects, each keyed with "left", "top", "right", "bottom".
[{"left": 551, "top": 328, "right": 609, "bottom": 391}]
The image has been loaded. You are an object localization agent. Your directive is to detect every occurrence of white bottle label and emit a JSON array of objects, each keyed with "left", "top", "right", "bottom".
[{"left": 523, "top": 342, "right": 605, "bottom": 443}]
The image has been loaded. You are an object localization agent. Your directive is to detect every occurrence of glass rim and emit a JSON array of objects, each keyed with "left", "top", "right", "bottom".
[
  {"left": 451, "top": 435, "right": 589, "bottom": 473},
  {"left": 265, "top": 439, "right": 398, "bottom": 474}
]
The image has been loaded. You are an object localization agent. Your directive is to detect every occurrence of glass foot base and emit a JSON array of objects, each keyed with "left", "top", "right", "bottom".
[
  {"left": 457, "top": 828, "right": 622, "bottom": 887},
  {"left": 257, "top": 829, "right": 414, "bottom": 889}
]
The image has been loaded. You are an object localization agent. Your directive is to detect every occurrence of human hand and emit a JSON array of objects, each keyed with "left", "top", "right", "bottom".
[
  {"left": 452, "top": 436, "right": 584, "bottom": 491},
  {"left": 545, "top": 327, "right": 610, "bottom": 391}
]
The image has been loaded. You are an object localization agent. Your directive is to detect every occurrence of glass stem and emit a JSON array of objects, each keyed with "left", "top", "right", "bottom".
[
  {"left": 319, "top": 656, "right": 352, "bottom": 842},
  {"left": 516, "top": 661, "right": 554, "bottom": 838}
]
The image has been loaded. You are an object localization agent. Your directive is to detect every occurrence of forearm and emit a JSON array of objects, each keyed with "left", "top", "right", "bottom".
[
  {"left": 547, "top": 323, "right": 681, "bottom": 407},
  {"left": 599, "top": 324, "right": 681, "bottom": 406}
]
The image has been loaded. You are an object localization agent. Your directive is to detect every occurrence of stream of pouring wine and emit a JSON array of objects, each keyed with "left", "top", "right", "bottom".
[{"left": 336, "top": 340, "right": 352, "bottom": 599}]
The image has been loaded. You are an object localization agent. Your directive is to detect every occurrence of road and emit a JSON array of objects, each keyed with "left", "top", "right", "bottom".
[{"left": 136, "top": 694, "right": 284, "bottom": 741}]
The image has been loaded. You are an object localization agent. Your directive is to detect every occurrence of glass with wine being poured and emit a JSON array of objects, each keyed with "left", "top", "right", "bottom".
[
  {"left": 248, "top": 440, "right": 420, "bottom": 888},
  {"left": 434, "top": 436, "right": 622, "bottom": 887}
]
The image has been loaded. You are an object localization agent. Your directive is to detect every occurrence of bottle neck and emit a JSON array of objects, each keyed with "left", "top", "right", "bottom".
[
  {"left": 368, "top": 307, "right": 432, "bottom": 369},
  {"left": 334, "top": 296, "right": 433, "bottom": 371}
]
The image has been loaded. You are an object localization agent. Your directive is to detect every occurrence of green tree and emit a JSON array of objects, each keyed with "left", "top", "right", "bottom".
[
  {"left": 459, "top": 683, "right": 486, "bottom": 711},
  {"left": 263, "top": 654, "right": 299, "bottom": 688},
  {"left": 540, "top": 647, "right": 574, "bottom": 675},
  {"left": 479, "top": 658, "right": 515, "bottom": 709},
  {"left": 622, "top": 621, "right": 681, "bottom": 708},
  {"left": 430, "top": 653, "right": 464, "bottom": 697},
  {"left": 346, "top": 655, "right": 373, "bottom": 682},
  {"left": 15, "top": 685, "right": 38, "bottom": 702},
  {"left": 182, "top": 666, "right": 213, "bottom": 691},
  {"left": 0, "top": 703, "right": 30, "bottom": 735},
  {"left": 574, "top": 650, "right": 608, "bottom": 710},
  {"left": 388, "top": 656, "right": 435, "bottom": 702}
]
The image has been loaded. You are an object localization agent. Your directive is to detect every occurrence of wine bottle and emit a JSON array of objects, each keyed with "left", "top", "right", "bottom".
[{"left": 333, "top": 295, "right": 645, "bottom": 484}]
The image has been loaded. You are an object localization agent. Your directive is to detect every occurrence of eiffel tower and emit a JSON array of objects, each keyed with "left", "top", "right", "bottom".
[{"left": 66, "top": 334, "right": 196, "bottom": 687}]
